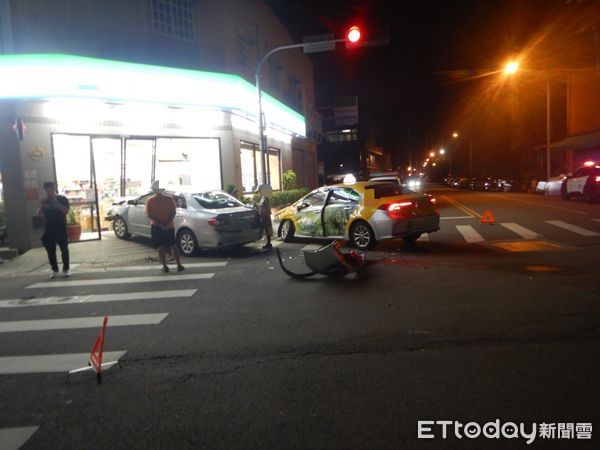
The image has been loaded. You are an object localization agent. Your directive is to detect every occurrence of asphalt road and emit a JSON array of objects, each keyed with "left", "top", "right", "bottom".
[{"left": 1, "top": 185, "right": 599, "bottom": 450}]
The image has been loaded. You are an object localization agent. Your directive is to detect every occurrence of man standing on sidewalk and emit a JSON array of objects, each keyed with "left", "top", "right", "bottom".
[
  {"left": 36, "top": 181, "right": 70, "bottom": 278},
  {"left": 145, "top": 181, "right": 185, "bottom": 273}
]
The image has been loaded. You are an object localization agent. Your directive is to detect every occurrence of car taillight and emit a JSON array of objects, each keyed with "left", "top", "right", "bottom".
[
  {"left": 595, "top": 176, "right": 600, "bottom": 183},
  {"left": 208, "top": 217, "right": 227, "bottom": 226},
  {"left": 379, "top": 202, "right": 413, "bottom": 220}
]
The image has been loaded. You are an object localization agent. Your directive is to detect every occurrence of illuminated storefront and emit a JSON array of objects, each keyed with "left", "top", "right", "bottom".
[{"left": 0, "top": 54, "right": 306, "bottom": 251}]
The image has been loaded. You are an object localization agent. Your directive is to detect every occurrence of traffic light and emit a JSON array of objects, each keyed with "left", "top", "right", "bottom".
[{"left": 345, "top": 25, "right": 362, "bottom": 48}]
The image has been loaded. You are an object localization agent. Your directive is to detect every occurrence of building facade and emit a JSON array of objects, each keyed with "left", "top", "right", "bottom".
[{"left": 0, "top": 0, "right": 320, "bottom": 252}]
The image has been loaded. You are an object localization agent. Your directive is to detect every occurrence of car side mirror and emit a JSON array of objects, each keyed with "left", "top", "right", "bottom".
[
  {"left": 127, "top": 199, "right": 136, "bottom": 205},
  {"left": 296, "top": 202, "right": 310, "bottom": 211}
]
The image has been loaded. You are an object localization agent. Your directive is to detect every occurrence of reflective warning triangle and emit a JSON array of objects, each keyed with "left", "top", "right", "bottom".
[{"left": 480, "top": 210, "right": 496, "bottom": 224}]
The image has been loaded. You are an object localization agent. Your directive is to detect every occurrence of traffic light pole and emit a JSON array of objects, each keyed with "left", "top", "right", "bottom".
[{"left": 255, "top": 40, "right": 343, "bottom": 186}]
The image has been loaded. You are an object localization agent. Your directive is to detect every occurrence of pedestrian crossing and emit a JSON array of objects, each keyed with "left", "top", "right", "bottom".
[
  {"left": 0, "top": 260, "right": 227, "bottom": 377},
  {"left": 414, "top": 218, "right": 600, "bottom": 247},
  {"left": 0, "top": 259, "right": 229, "bottom": 449}
]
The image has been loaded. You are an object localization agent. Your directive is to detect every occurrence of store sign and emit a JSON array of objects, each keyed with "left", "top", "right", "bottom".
[{"left": 0, "top": 54, "right": 306, "bottom": 137}]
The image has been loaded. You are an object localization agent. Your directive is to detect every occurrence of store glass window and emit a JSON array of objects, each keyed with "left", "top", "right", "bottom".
[
  {"left": 125, "top": 139, "right": 154, "bottom": 196},
  {"left": 240, "top": 141, "right": 259, "bottom": 193},
  {"left": 269, "top": 148, "right": 281, "bottom": 190},
  {"left": 92, "top": 138, "right": 121, "bottom": 230},
  {"left": 155, "top": 138, "right": 221, "bottom": 191}
]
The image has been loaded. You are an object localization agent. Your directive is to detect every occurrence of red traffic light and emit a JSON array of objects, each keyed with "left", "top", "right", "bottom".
[{"left": 346, "top": 26, "right": 361, "bottom": 43}]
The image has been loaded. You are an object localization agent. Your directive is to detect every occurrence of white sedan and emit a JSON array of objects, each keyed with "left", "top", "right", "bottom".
[{"left": 108, "top": 188, "right": 262, "bottom": 256}]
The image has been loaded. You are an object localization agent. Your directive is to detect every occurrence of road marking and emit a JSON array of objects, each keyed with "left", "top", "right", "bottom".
[
  {"left": 593, "top": 219, "right": 600, "bottom": 223},
  {"left": 417, "top": 233, "right": 429, "bottom": 242},
  {"left": 0, "top": 313, "right": 168, "bottom": 333},
  {"left": 546, "top": 220, "right": 600, "bottom": 237},
  {"left": 27, "top": 273, "right": 214, "bottom": 289},
  {"left": 492, "top": 240, "right": 563, "bottom": 252},
  {"left": 440, "top": 216, "right": 474, "bottom": 220},
  {"left": 456, "top": 225, "right": 485, "bottom": 243},
  {"left": 440, "top": 196, "right": 481, "bottom": 218},
  {"left": 0, "top": 426, "right": 39, "bottom": 450},
  {"left": 495, "top": 195, "right": 588, "bottom": 215},
  {"left": 0, "top": 289, "right": 197, "bottom": 308},
  {"left": 500, "top": 223, "right": 542, "bottom": 239},
  {"left": 0, "top": 351, "right": 126, "bottom": 374},
  {"left": 37, "top": 262, "right": 228, "bottom": 274}
]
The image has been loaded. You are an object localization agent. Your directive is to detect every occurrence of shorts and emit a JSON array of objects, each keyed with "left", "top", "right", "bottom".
[{"left": 151, "top": 225, "right": 176, "bottom": 248}]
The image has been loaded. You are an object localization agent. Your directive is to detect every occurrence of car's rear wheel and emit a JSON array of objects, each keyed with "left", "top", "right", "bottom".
[
  {"left": 113, "top": 216, "right": 130, "bottom": 239},
  {"left": 280, "top": 220, "right": 295, "bottom": 242},
  {"left": 403, "top": 233, "right": 422, "bottom": 243},
  {"left": 177, "top": 229, "right": 199, "bottom": 257},
  {"left": 350, "top": 221, "right": 376, "bottom": 250}
]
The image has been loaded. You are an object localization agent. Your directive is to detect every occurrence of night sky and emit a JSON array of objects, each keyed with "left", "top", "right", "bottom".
[{"left": 268, "top": 0, "right": 600, "bottom": 176}]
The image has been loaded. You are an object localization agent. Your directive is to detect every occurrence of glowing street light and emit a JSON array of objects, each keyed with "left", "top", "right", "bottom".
[
  {"left": 452, "top": 132, "right": 459, "bottom": 138},
  {"left": 439, "top": 148, "right": 446, "bottom": 155},
  {"left": 504, "top": 61, "right": 519, "bottom": 76},
  {"left": 429, "top": 151, "right": 435, "bottom": 158}
]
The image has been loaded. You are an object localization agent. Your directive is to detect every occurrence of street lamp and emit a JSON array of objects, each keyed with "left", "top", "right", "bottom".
[
  {"left": 452, "top": 131, "right": 473, "bottom": 178},
  {"left": 504, "top": 61, "right": 551, "bottom": 181},
  {"left": 254, "top": 26, "right": 367, "bottom": 186}
]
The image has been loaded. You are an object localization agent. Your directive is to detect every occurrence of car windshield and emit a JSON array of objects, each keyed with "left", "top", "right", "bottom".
[
  {"left": 366, "top": 184, "right": 411, "bottom": 199},
  {"left": 193, "top": 191, "right": 243, "bottom": 209}
]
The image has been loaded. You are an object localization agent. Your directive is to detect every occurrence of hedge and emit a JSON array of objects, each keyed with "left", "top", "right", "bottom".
[{"left": 270, "top": 188, "right": 310, "bottom": 208}]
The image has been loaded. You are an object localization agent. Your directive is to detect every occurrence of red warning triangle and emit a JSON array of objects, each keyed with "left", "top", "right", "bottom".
[
  {"left": 89, "top": 316, "right": 108, "bottom": 375},
  {"left": 480, "top": 210, "right": 496, "bottom": 224}
]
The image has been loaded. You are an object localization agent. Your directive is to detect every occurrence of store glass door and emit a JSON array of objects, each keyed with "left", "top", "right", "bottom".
[
  {"left": 91, "top": 137, "right": 122, "bottom": 232},
  {"left": 52, "top": 134, "right": 100, "bottom": 241}
]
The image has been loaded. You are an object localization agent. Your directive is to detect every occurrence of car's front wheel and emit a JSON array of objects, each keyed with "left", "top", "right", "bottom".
[
  {"left": 583, "top": 187, "right": 595, "bottom": 203},
  {"left": 113, "top": 216, "right": 130, "bottom": 239},
  {"left": 350, "top": 221, "right": 376, "bottom": 250},
  {"left": 177, "top": 229, "right": 199, "bottom": 257},
  {"left": 280, "top": 220, "right": 295, "bottom": 242}
]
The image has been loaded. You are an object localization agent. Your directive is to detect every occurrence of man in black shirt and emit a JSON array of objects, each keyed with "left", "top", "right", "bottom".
[{"left": 36, "top": 181, "right": 70, "bottom": 278}]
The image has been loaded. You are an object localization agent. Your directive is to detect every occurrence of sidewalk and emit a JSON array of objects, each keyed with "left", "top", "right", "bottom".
[{"left": 0, "top": 233, "right": 159, "bottom": 278}]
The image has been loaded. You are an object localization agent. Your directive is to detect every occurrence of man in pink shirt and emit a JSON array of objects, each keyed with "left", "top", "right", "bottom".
[{"left": 145, "top": 181, "right": 184, "bottom": 273}]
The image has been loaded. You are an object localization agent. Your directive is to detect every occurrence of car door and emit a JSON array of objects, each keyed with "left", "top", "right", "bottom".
[
  {"left": 566, "top": 168, "right": 590, "bottom": 195},
  {"left": 323, "top": 187, "right": 360, "bottom": 237},
  {"left": 128, "top": 193, "right": 153, "bottom": 236},
  {"left": 294, "top": 189, "right": 328, "bottom": 237}
]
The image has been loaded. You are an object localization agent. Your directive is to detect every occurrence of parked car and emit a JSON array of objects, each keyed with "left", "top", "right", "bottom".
[
  {"left": 536, "top": 175, "right": 566, "bottom": 196},
  {"left": 561, "top": 162, "right": 600, "bottom": 202},
  {"left": 470, "top": 177, "right": 494, "bottom": 191},
  {"left": 104, "top": 196, "right": 137, "bottom": 222},
  {"left": 492, "top": 178, "right": 513, "bottom": 192},
  {"left": 276, "top": 181, "right": 440, "bottom": 250},
  {"left": 457, "top": 178, "right": 472, "bottom": 189},
  {"left": 107, "top": 188, "right": 261, "bottom": 256},
  {"left": 368, "top": 176, "right": 413, "bottom": 194}
]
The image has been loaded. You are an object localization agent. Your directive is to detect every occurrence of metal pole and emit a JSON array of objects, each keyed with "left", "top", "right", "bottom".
[
  {"left": 546, "top": 77, "right": 551, "bottom": 181},
  {"left": 469, "top": 140, "right": 473, "bottom": 178},
  {"left": 255, "top": 40, "right": 343, "bottom": 186}
]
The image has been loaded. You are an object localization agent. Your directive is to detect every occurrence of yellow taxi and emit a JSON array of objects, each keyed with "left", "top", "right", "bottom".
[{"left": 276, "top": 181, "right": 440, "bottom": 250}]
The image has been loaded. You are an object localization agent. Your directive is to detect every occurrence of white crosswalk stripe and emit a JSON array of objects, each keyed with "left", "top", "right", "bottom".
[
  {"left": 27, "top": 273, "right": 214, "bottom": 289},
  {"left": 546, "top": 220, "right": 600, "bottom": 237},
  {"left": 1, "top": 259, "right": 228, "bottom": 378},
  {"left": 0, "top": 426, "right": 39, "bottom": 450},
  {"left": 500, "top": 223, "right": 542, "bottom": 239},
  {"left": 456, "top": 225, "right": 485, "bottom": 243},
  {"left": 0, "top": 351, "right": 126, "bottom": 375},
  {"left": 37, "top": 261, "right": 228, "bottom": 274},
  {"left": 0, "top": 313, "right": 168, "bottom": 333},
  {"left": 417, "top": 233, "right": 429, "bottom": 242},
  {"left": 0, "top": 289, "right": 197, "bottom": 308}
]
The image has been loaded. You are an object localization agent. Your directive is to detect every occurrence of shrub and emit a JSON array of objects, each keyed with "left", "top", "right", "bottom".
[
  {"left": 224, "top": 184, "right": 239, "bottom": 199},
  {"left": 282, "top": 170, "right": 297, "bottom": 190},
  {"left": 270, "top": 187, "right": 309, "bottom": 209}
]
